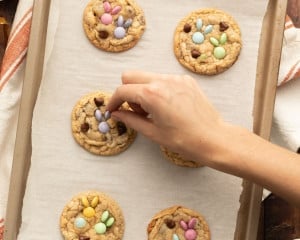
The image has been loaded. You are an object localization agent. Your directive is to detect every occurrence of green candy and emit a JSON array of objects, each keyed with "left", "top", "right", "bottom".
[
  {"left": 210, "top": 37, "right": 219, "bottom": 47},
  {"left": 106, "top": 217, "right": 115, "bottom": 227},
  {"left": 95, "top": 222, "right": 107, "bottom": 234},
  {"left": 101, "top": 210, "right": 109, "bottom": 222},
  {"left": 214, "top": 46, "right": 226, "bottom": 59},
  {"left": 220, "top": 33, "right": 227, "bottom": 44}
]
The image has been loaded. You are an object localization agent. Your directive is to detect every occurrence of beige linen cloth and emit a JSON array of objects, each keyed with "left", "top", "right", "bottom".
[{"left": 0, "top": 0, "right": 299, "bottom": 239}]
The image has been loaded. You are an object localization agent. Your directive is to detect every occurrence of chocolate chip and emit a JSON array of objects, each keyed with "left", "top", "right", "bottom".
[
  {"left": 297, "top": 147, "right": 300, "bottom": 154},
  {"left": 99, "top": 30, "right": 109, "bottom": 39},
  {"left": 79, "top": 236, "right": 90, "bottom": 240},
  {"left": 219, "top": 21, "right": 229, "bottom": 31},
  {"left": 117, "top": 121, "right": 127, "bottom": 135},
  {"left": 183, "top": 23, "right": 191, "bottom": 33},
  {"left": 191, "top": 49, "right": 201, "bottom": 58},
  {"left": 80, "top": 123, "right": 89, "bottom": 132},
  {"left": 94, "top": 97, "right": 104, "bottom": 107},
  {"left": 164, "top": 219, "right": 176, "bottom": 229}
]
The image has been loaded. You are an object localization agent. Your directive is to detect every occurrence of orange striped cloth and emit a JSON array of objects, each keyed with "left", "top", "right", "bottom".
[
  {"left": 0, "top": 8, "right": 32, "bottom": 90},
  {"left": 0, "top": 2, "right": 33, "bottom": 240},
  {"left": 0, "top": 218, "right": 3, "bottom": 240}
]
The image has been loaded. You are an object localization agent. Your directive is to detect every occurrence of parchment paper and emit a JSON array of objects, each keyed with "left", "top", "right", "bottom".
[{"left": 18, "top": 0, "right": 268, "bottom": 239}]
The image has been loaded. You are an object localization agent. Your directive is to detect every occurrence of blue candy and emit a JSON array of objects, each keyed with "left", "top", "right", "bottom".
[{"left": 192, "top": 32, "right": 204, "bottom": 44}]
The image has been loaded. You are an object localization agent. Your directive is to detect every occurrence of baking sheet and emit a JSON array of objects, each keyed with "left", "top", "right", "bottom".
[{"left": 17, "top": 0, "right": 268, "bottom": 239}]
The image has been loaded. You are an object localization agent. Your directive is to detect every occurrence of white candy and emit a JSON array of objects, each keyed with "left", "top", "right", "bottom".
[
  {"left": 99, "top": 122, "right": 110, "bottom": 133},
  {"left": 95, "top": 109, "right": 103, "bottom": 122}
]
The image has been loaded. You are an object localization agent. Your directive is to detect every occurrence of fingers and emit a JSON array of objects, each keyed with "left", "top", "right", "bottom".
[
  {"left": 122, "top": 70, "right": 165, "bottom": 84},
  {"left": 106, "top": 84, "right": 144, "bottom": 112},
  {"left": 111, "top": 110, "right": 156, "bottom": 138}
]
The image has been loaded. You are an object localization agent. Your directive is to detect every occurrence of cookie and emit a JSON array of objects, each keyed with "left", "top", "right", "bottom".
[
  {"left": 160, "top": 146, "right": 202, "bottom": 168},
  {"left": 71, "top": 91, "right": 137, "bottom": 155},
  {"left": 60, "top": 191, "right": 125, "bottom": 240},
  {"left": 147, "top": 205, "right": 210, "bottom": 240},
  {"left": 83, "top": 0, "right": 146, "bottom": 52},
  {"left": 174, "top": 8, "right": 242, "bottom": 75}
]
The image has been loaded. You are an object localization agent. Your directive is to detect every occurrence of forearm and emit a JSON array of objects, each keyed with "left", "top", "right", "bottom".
[{"left": 195, "top": 124, "right": 300, "bottom": 207}]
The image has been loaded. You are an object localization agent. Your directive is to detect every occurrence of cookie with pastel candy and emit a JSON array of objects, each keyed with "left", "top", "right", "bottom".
[
  {"left": 147, "top": 206, "right": 210, "bottom": 240},
  {"left": 71, "top": 91, "right": 137, "bottom": 155},
  {"left": 60, "top": 191, "right": 125, "bottom": 240},
  {"left": 83, "top": 0, "right": 146, "bottom": 52},
  {"left": 173, "top": 8, "right": 242, "bottom": 75}
]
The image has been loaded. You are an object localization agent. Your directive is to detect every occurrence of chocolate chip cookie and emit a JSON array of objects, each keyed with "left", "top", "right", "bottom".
[
  {"left": 83, "top": 0, "right": 146, "bottom": 52},
  {"left": 174, "top": 8, "right": 242, "bottom": 75},
  {"left": 147, "top": 205, "right": 210, "bottom": 240},
  {"left": 60, "top": 191, "right": 125, "bottom": 240},
  {"left": 160, "top": 146, "right": 202, "bottom": 168},
  {"left": 71, "top": 91, "right": 137, "bottom": 155}
]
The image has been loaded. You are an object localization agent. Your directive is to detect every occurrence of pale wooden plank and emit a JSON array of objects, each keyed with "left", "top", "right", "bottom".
[
  {"left": 3, "top": 0, "right": 51, "bottom": 239},
  {"left": 234, "top": 1, "right": 288, "bottom": 239}
]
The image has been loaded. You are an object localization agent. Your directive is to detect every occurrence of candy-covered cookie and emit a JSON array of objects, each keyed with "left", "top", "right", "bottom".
[
  {"left": 147, "top": 206, "right": 210, "bottom": 240},
  {"left": 160, "top": 146, "right": 202, "bottom": 168},
  {"left": 60, "top": 191, "right": 125, "bottom": 240},
  {"left": 174, "top": 8, "right": 242, "bottom": 75},
  {"left": 83, "top": 0, "right": 146, "bottom": 52},
  {"left": 71, "top": 91, "right": 137, "bottom": 155}
]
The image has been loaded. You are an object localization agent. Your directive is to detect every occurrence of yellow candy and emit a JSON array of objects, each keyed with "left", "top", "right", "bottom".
[
  {"left": 91, "top": 196, "right": 99, "bottom": 208},
  {"left": 83, "top": 207, "right": 95, "bottom": 218},
  {"left": 81, "top": 196, "right": 89, "bottom": 208}
]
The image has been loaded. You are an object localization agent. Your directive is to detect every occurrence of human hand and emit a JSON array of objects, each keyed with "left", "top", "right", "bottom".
[{"left": 106, "top": 70, "right": 229, "bottom": 164}]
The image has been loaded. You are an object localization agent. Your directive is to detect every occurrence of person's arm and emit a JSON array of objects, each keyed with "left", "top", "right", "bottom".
[{"left": 106, "top": 70, "right": 300, "bottom": 207}]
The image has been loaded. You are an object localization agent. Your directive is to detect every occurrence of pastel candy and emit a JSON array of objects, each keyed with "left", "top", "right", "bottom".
[
  {"left": 124, "top": 19, "right": 133, "bottom": 28},
  {"left": 95, "top": 109, "right": 102, "bottom": 122},
  {"left": 99, "top": 121, "right": 110, "bottom": 133},
  {"left": 188, "top": 218, "right": 197, "bottom": 229},
  {"left": 117, "top": 16, "right": 124, "bottom": 27},
  {"left": 83, "top": 207, "right": 95, "bottom": 218},
  {"left": 103, "top": 1, "right": 111, "bottom": 12},
  {"left": 173, "top": 234, "right": 180, "bottom": 240},
  {"left": 196, "top": 18, "right": 203, "bottom": 30},
  {"left": 95, "top": 222, "right": 107, "bottom": 234},
  {"left": 106, "top": 217, "right": 115, "bottom": 227},
  {"left": 204, "top": 25, "right": 213, "bottom": 34},
  {"left": 101, "top": 210, "right": 109, "bottom": 222},
  {"left": 180, "top": 220, "right": 188, "bottom": 230},
  {"left": 114, "top": 27, "right": 126, "bottom": 39},
  {"left": 111, "top": 6, "right": 122, "bottom": 15},
  {"left": 185, "top": 229, "right": 197, "bottom": 240},
  {"left": 214, "top": 46, "right": 226, "bottom": 59},
  {"left": 192, "top": 32, "right": 204, "bottom": 44},
  {"left": 101, "top": 13, "right": 113, "bottom": 25},
  {"left": 220, "top": 32, "right": 227, "bottom": 44},
  {"left": 104, "top": 111, "right": 111, "bottom": 120},
  {"left": 74, "top": 217, "right": 86, "bottom": 228}
]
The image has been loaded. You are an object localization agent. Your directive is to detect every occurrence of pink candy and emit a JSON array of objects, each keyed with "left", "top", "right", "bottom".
[
  {"left": 180, "top": 218, "right": 198, "bottom": 240},
  {"left": 185, "top": 229, "right": 197, "bottom": 240},
  {"left": 101, "top": 13, "right": 113, "bottom": 25},
  {"left": 100, "top": 2, "right": 122, "bottom": 25}
]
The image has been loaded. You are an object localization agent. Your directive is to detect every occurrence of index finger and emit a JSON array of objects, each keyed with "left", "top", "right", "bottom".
[
  {"left": 122, "top": 70, "right": 166, "bottom": 84},
  {"left": 106, "top": 84, "right": 145, "bottom": 112}
]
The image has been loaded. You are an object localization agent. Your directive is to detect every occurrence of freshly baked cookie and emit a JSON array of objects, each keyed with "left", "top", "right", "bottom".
[
  {"left": 60, "top": 191, "right": 125, "bottom": 240},
  {"left": 174, "top": 8, "right": 242, "bottom": 75},
  {"left": 71, "top": 91, "right": 137, "bottom": 155},
  {"left": 147, "top": 205, "right": 210, "bottom": 240},
  {"left": 83, "top": 0, "right": 146, "bottom": 52},
  {"left": 160, "top": 146, "right": 202, "bottom": 168}
]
